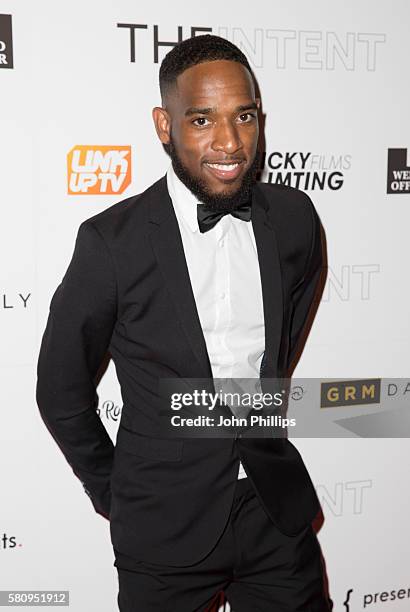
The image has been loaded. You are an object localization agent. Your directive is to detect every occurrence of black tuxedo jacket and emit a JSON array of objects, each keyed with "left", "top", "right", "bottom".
[{"left": 36, "top": 174, "right": 324, "bottom": 567}]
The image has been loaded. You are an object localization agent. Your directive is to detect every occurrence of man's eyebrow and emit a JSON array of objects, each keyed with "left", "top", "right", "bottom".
[
  {"left": 184, "top": 106, "right": 214, "bottom": 116},
  {"left": 184, "top": 102, "right": 258, "bottom": 117},
  {"left": 236, "top": 102, "right": 258, "bottom": 112}
]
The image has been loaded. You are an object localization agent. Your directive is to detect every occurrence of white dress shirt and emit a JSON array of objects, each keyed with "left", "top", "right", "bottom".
[{"left": 166, "top": 164, "right": 265, "bottom": 479}]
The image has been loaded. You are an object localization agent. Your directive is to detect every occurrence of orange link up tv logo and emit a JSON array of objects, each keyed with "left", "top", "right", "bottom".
[{"left": 67, "top": 145, "right": 132, "bottom": 195}]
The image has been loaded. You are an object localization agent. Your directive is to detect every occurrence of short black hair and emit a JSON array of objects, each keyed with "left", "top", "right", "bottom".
[{"left": 159, "top": 34, "right": 254, "bottom": 103}]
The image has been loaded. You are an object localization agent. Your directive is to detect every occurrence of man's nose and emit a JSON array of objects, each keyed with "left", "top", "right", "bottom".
[{"left": 211, "top": 120, "right": 243, "bottom": 154}]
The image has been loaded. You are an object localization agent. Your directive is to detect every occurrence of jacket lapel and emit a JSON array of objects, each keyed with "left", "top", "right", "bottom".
[
  {"left": 147, "top": 177, "right": 213, "bottom": 379},
  {"left": 252, "top": 183, "right": 284, "bottom": 376},
  {"left": 147, "top": 176, "right": 283, "bottom": 379}
]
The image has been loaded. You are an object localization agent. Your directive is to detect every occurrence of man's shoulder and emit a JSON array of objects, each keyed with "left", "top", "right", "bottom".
[
  {"left": 255, "top": 181, "right": 316, "bottom": 233},
  {"left": 80, "top": 175, "right": 167, "bottom": 237},
  {"left": 255, "top": 180, "right": 313, "bottom": 212}
]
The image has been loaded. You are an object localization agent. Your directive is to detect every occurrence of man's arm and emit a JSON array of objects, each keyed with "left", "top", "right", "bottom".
[
  {"left": 286, "top": 196, "right": 324, "bottom": 374},
  {"left": 36, "top": 221, "right": 117, "bottom": 519}
]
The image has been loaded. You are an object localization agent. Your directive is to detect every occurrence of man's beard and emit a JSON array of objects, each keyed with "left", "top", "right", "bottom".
[{"left": 166, "top": 139, "right": 261, "bottom": 212}]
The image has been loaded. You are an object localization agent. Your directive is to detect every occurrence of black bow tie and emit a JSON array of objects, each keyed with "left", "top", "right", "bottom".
[{"left": 197, "top": 201, "right": 252, "bottom": 233}]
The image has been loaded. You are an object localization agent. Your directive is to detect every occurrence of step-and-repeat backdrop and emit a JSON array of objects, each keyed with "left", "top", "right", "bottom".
[{"left": 1, "top": 1, "right": 409, "bottom": 610}]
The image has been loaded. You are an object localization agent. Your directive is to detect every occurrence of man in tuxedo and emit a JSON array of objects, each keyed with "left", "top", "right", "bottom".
[{"left": 36, "top": 34, "right": 330, "bottom": 611}]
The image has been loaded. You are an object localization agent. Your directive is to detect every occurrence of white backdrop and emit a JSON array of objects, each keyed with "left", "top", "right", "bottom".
[{"left": 1, "top": 1, "right": 409, "bottom": 610}]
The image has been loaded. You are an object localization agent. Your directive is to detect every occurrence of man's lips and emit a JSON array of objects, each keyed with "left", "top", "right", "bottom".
[{"left": 203, "top": 160, "right": 245, "bottom": 181}]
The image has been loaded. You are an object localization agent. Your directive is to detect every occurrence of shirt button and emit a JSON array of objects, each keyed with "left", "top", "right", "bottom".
[{"left": 220, "top": 292, "right": 226, "bottom": 300}]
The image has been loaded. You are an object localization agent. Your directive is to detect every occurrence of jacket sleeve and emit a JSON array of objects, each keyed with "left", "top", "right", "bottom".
[
  {"left": 286, "top": 196, "right": 324, "bottom": 373},
  {"left": 36, "top": 220, "right": 117, "bottom": 519}
]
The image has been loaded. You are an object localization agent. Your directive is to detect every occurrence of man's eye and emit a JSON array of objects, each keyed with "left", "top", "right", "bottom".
[
  {"left": 192, "top": 117, "right": 210, "bottom": 126},
  {"left": 238, "top": 113, "right": 256, "bottom": 123}
]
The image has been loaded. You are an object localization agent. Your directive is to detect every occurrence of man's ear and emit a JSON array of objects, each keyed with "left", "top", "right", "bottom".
[{"left": 152, "top": 107, "right": 171, "bottom": 145}]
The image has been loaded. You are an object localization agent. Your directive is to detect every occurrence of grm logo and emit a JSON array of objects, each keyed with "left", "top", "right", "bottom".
[{"left": 320, "top": 379, "right": 381, "bottom": 408}]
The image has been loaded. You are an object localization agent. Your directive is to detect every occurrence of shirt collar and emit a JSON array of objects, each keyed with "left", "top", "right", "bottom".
[{"left": 166, "top": 163, "right": 200, "bottom": 233}]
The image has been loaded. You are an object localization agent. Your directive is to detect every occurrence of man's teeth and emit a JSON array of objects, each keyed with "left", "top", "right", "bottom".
[{"left": 206, "top": 163, "right": 240, "bottom": 171}]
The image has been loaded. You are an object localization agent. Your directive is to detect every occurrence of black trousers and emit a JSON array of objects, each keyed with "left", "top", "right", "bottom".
[{"left": 114, "top": 477, "right": 332, "bottom": 611}]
